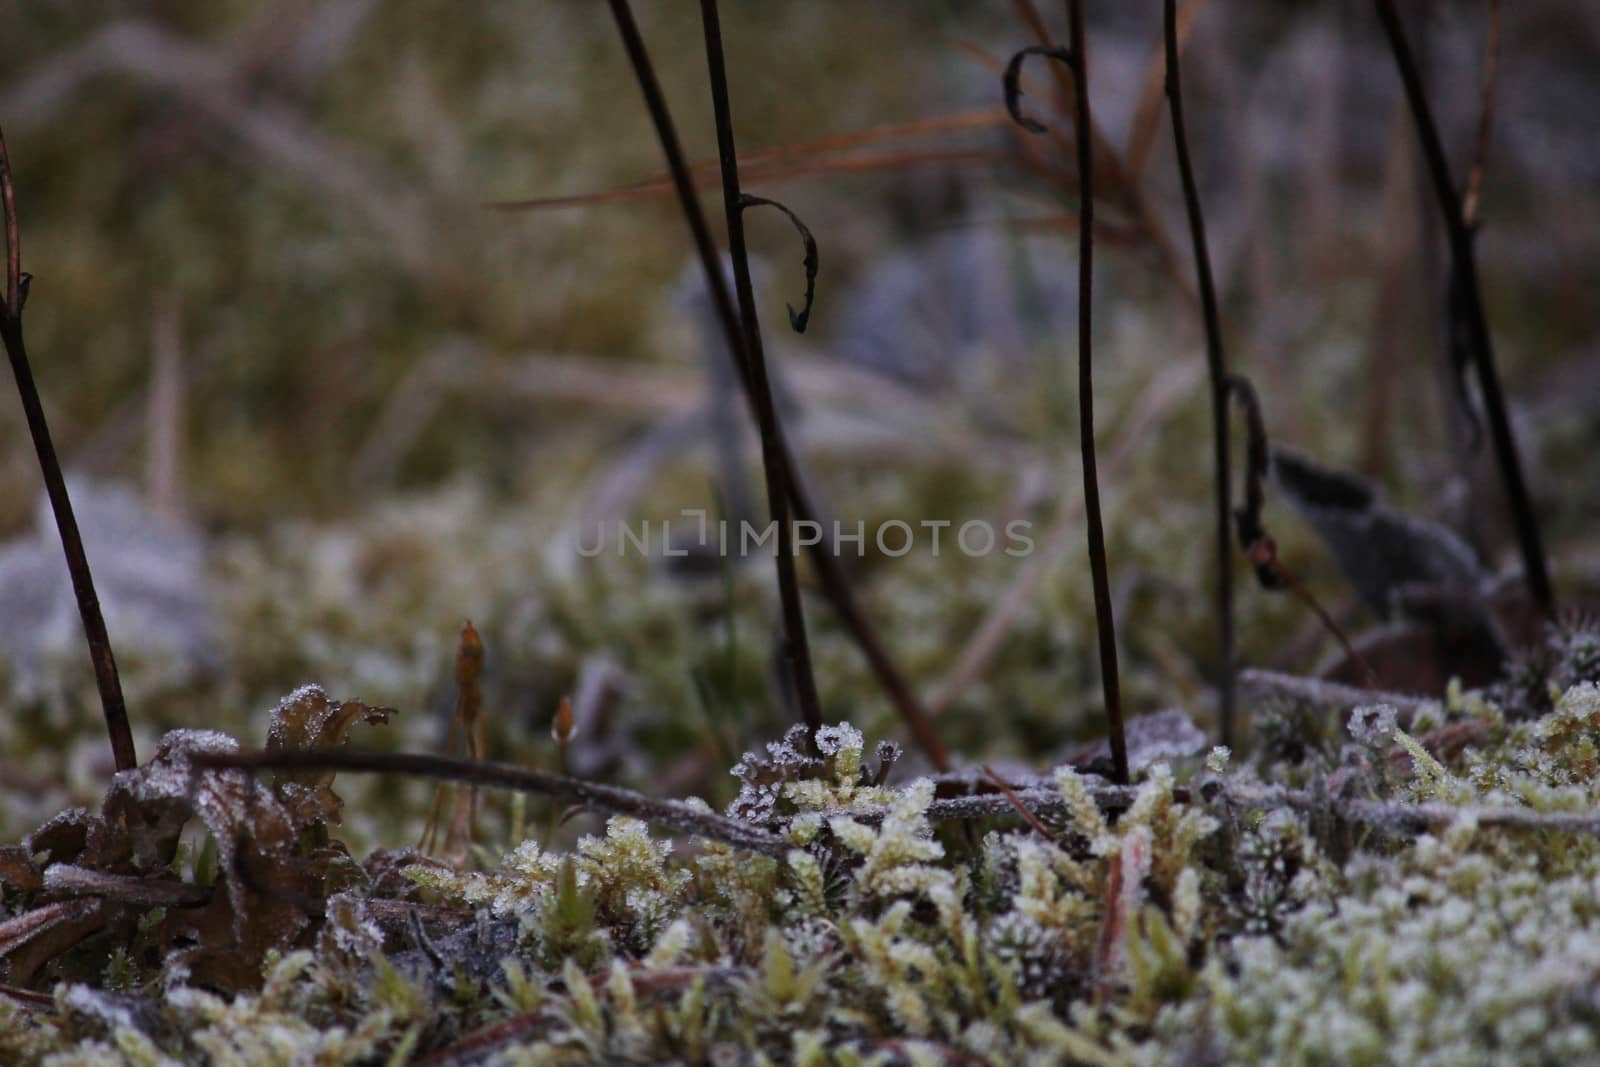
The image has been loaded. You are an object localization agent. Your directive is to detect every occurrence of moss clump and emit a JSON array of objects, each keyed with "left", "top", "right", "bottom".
[{"left": 5, "top": 658, "right": 1599, "bottom": 1063}]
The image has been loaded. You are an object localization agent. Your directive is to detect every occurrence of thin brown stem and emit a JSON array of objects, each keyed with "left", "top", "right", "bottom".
[
  {"left": 1066, "top": 1, "right": 1128, "bottom": 784},
  {"left": 1164, "top": 0, "right": 1235, "bottom": 747},
  {"left": 0, "top": 985, "right": 54, "bottom": 1010},
  {"left": 1461, "top": 0, "right": 1501, "bottom": 230},
  {"left": 0, "top": 128, "right": 136, "bottom": 773},
  {"left": 898, "top": 782, "right": 1600, "bottom": 838},
  {"left": 697, "top": 0, "right": 822, "bottom": 738},
  {"left": 196, "top": 748, "right": 792, "bottom": 856},
  {"left": 604, "top": 0, "right": 948, "bottom": 768},
  {"left": 42, "top": 865, "right": 212, "bottom": 909},
  {"left": 1224, "top": 373, "right": 1381, "bottom": 687},
  {"left": 1002, "top": 10, "right": 1128, "bottom": 781},
  {"left": 1252, "top": 546, "right": 1381, "bottom": 690},
  {"left": 1374, "top": 0, "right": 1553, "bottom": 618},
  {"left": 0, "top": 133, "right": 16, "bottom": 316},
  {"left": 981, "top": 764, "right": 1061, "bottom": 843}
]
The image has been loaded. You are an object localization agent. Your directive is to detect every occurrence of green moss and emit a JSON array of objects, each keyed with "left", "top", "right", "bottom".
[{"left": 3, "top": 664, "right": 1600, "bottom": 1063}]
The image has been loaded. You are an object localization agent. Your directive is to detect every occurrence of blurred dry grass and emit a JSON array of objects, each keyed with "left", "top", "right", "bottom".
[
  {"left": 1, "top": 2, "right": 1595, "bottom": 522},
  {"left": 0, "top": 1, "right": 1597, "bottom": 841}
]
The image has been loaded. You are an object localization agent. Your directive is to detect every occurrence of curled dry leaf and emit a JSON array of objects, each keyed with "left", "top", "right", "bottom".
[
  {"left": 1003, "top": 45, "right": 1075, "bottom": 135},
  {"left": 1270, "top": 447, "right": 1487, "bottom": 620},
  {"left": 738, "top": 194, "right": 819, "bottom": 333},
  {"left": 267, "top": 683, "right": 395, "bottom": 836},
  {"left": 1270, "top": 446, "right": 1508, "bottom": 689},
  {"left": 0, "top": 687, "right": 393, "bottom": 993}
]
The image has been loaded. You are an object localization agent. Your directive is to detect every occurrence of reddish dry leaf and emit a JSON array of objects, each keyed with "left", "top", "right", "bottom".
[
  {"left": 0, "top": 899, "right": 106, "bottom": 986},
  {"left": 0, "top": 692, "right": 400, "bottom": 994},
  {"left": 266, "top": 684, "right": 395, "bottom": 789},
  {"left": 0, "top": 846, "right": 42, "bottom": 893}
]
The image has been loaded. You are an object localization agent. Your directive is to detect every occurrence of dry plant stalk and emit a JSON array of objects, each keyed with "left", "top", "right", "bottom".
[
  {"left": 603, "top": 0, "right": 950, "bottom": 768},
  {"left": 1000, "top": 5, "right": 1128, "bottom": 782},
  {"left": 1163, "top": 0, "right": 1236, "bottom": 745},
  {"left": 419, "top": 620, "right": 485, "bottom": 861},
  {"left": 929, "top": 362, "right": 1202, "bottom": 716},
  {"left": 981, "top": 764, "right": 1061, "bottom": 843},
  {"left": 1065, "top": 1, "right": 1128, "bottom": 784},
  {"left": 0, "top": 127, "right": 136, "bottom": 773},
  {"left": 201, "top": 747, "right": 792, "bottom": 857},
  {"left": 696, "top": 0, "right": 822, "bottom": 738},
  {"left": 1461, "top": 0, "right": 1502, "bottom": 230},
  {"left": 1374, "top": 0, "right": 1553, "bottom": 618},
  {"left": 195, "top": 746, "right": 1600, "bottom": 851}
]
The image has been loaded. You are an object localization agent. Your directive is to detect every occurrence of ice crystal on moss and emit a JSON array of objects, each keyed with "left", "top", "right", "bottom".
[
  {"left": 1348, "top": 703, "right": 1399, "bottom": 747},
  {"left": 730, "top": 722, "right": 898, "bottom": 823},
  {"left": 828, "top": 778, "right": 948, "bottom": 902}
]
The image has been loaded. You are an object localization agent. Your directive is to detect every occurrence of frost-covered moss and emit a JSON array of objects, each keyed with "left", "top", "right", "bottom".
[
  {"left": 4, "top": 653, "right": 1600, "bottom": 1063},
  {"left": 1144, "top": 820, "right": 1600, "bottom": 1066}
]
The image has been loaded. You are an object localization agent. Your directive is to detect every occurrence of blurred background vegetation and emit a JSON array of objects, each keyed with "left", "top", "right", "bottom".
[{"left": 1, "top": 1, "right": 1595, "bottom": 847}]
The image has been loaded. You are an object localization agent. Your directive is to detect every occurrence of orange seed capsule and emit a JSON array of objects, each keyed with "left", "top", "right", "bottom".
[
  {"left": 456, "top": 620, "right": 484, "bottom": 687},
  {"left": 552, "top": 696, "right": 575, "bottom": 745}
]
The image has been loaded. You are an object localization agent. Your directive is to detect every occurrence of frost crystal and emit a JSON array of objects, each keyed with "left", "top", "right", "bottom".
[{"left": 1349, "top": 703, "right": 1399, "bottom": 746}]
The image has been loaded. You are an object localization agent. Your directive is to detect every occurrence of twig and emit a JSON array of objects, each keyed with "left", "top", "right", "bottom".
[
  {"left": 696, "top": 0, "right": 822, "bottom": 738},
  {"left": 1164, "top": 0, "right": 1236, "bottom": 747},
  {"left": 406, "top": 907, "right": 448, "bottom": 973},
  {"left": 1066, "top": 1, "right": 1128, "bottom": 785},
  {"left": 411, "top": 1011, "right": 553, "bottom": 1067},
  {"left": 193, "top": 748, "right": 792, "bottom": 857},
  {"left": 981, "top": 764, "right": 1061, "bottom": 843},
  {"left": 487, "top": 146, "right": 1003, "bottom": 212},
  {"left": 0, "top": 985, "right": 54, "bottom": 1010},
  {"left": 1461, "top": 0, "right": 1502, "bottom": 230},
  {"left": 0, "top": 900, "right": 107, "bottom": 986},
  {"left": 1237, "top": 668, "right": 1428, "bottom": 717},
  {"left": 1126, "top": 0, "right": 1206, "bottom": 180},
  {"left": 361, "top": 898, "right": 474, "bottom": 931},
  {"left": 1001, "top": 15, "right": 1127, "bottom": 782},
  {"left": 859, "top": 781, "right": 1600, "bottom": 839},
  {"left": 0, "top": 132, "right": 16, "bottom": 316},
  {"left": 604, "top": 0, "right": 949, "bottom": 769},
  {"left": 0, "top": 899, "right": 101, "bottom": 961},
  {"left": 1326, "top": 795, "right": 1600, "bottom": 836},
  {"left": 1374, "top": 0, "right": 1553, "bottom": 618},
  {"left": 1254, "top": 550, "right": 1380, "bottom": 690},
  {"left": 41, "top": 865, "right": 212, "bottom": 909},
  {"left": 0, "top": 901, "right": 85, "bottom": 953},
  {"left": 1006, "top": 0, "right": 1196, "bottom": 307},
  {"left": 0, "top": 128, "right": 136, "bottom": 773}
]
